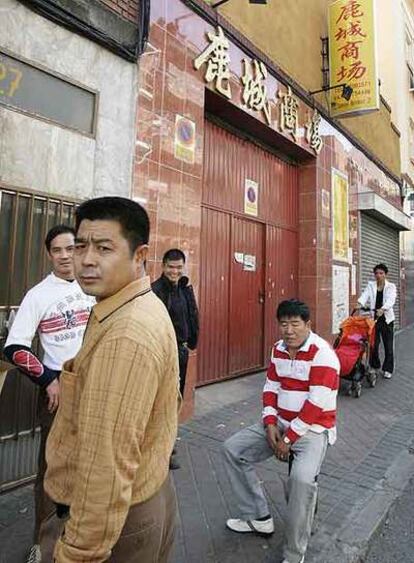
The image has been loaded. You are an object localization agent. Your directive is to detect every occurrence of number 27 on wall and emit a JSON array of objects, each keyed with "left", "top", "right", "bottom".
[{"left": 0, "top": 61, "right": 23, "bottom": 97}]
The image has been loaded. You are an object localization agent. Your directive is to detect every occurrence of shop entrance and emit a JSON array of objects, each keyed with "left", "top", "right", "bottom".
[{"left": 198, "top": 120, "right": 299, "bottom": 385}]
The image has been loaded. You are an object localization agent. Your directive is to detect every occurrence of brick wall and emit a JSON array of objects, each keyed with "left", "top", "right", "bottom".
[{"left": 98, "top": 0, "right": 139, "bottom": 22}]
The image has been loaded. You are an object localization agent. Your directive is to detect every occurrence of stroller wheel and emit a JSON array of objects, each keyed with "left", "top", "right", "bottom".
[
  {"left": 353, "top": 382, "right": 362, "bottom": 398},
  {"left": 368, "top": 371, "right": 377, "bottom": 388}
]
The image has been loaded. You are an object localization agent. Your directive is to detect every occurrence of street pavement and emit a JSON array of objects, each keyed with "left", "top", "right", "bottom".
[
  {"left": 1, "top": 326, "right": 414, "bottom": 563},
  {"left": 365, "top": 477, "right": 414, "bottom": 562}
]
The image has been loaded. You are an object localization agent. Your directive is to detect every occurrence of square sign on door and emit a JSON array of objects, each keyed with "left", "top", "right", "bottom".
[
  {"left": 243, "top": 254, "right": 256, "bottom": 271},
  {"left": 244, "top": 179, "right": 258, "bottom": 216}
]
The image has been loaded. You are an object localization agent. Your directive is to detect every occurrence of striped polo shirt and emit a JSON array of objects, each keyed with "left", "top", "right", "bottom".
[{"left": 262, "top": 331, "right": 340, "bottom": 445}]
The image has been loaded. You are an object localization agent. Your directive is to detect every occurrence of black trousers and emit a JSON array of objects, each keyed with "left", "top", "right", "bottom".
[
  {"left": 370, "top": 318, "right": 394, "bottom": 374},
  {"left": 178, "top": 344, "right": 189, "bottom": 396}
]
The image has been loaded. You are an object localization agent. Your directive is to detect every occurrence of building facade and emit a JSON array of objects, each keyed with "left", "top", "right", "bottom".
[
  {"left": 380, "top": 0, "right": 414, "bottom": 324},
  {"left": 1, "top": 0, "right": 412, "bottom": 487},
  {"left": 135, "top": 0, "right": 411, "bottom": 418},
  {"left": 0, "top": 0, "right": 145, "bottom": 490}
]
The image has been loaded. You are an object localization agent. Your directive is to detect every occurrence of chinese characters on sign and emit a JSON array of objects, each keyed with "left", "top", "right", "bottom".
[
  {"left": 193, "top": 26, "right": 232, "bottom": 99},
  {"left": 305, "top": 109, "right": 323, "bottom": 154},
  {"left": 278, "top": 86, "right": 299, "bottom": 141},
  {"left": 241, "top": 59, "right": 271, "bottom": 125},
  {"left": 193, "top": 26, "right": 323, "bottom": 155},
  {"left": 329, "top": 0, "right": 379, "bottom": 116}
]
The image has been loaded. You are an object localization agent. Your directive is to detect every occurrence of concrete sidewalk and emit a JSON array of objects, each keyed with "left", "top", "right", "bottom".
[{"left": 1, "top": 327, "right": 414, "bottom": 563}]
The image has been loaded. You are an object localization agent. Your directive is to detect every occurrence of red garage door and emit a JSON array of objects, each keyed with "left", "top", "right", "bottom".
[{"left": 198, "top": 120, "right": 298, "bottom": 385}]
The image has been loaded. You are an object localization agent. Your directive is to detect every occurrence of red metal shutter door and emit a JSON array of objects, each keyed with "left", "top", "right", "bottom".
[
  {"left": 198, "top": 207, "right": 231, "bottom": 384},
  {"left": 229, "top": 217, "right": 265, "bottom": 374}
]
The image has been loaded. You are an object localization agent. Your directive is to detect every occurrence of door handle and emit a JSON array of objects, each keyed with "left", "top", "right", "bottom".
[{"left": 258, "top": 291, "right": 265, "bottom": 304}]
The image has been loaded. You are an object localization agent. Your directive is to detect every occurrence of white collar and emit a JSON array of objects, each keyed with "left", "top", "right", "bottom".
[
  {"left": 49, "top": 272, "right": 76, "bottom": 285},
  {"left": 277, "top": 330, "right": 315, "bottom": 353}
]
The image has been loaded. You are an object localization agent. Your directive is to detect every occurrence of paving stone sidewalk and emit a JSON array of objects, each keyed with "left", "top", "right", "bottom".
[{"left": 1, "top": 327, "right": 414, "bottom": 563}]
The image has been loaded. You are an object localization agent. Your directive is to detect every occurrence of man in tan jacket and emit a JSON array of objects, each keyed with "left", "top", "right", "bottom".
[{"left": 40, "top": 197, "right": 180, "bottom": 562}]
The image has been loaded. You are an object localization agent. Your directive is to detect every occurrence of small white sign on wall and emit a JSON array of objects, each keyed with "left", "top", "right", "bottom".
[
  {"left": 351, "top": 264, "right": 357, "bottom": 296},
  {"left": 243, "top": 254, "right": 256, "bottom": 272},
  {"left": 332, "top": 264, "right": 350, "bottom": 333}
]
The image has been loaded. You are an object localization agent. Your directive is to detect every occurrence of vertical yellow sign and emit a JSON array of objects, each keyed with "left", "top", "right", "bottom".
[
  {"left": 329, "top": 0, "right": 379, "bottom": 116},
  {"left": 332, "top": 168, "right": 349, "bottom": 262}
]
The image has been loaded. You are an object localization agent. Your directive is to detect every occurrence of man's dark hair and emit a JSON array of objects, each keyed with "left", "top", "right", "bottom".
[
  {"left": 45, "top": 225, "right": 75, "bottom": 252},
  {"left": 162, "top": 248, "right": 186, "bottom": 264},
  {"left": 373, "top": 263, "right": 388, "bottom": 274},
  {"left": 277, "top": 299, "right": 310, "bottom": 322},
  {"left": 75, "top": 197, "right": 150, "bottom": 254}
]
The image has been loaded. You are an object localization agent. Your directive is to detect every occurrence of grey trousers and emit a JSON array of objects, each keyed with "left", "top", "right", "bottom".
[{"left": 223, "top": 422, "right": 328, "bottom": 563}]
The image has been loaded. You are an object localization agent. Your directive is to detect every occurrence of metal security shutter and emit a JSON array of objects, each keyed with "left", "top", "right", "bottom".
[{"left": 360, "top": 213, "right": 401, "bottom": 328}]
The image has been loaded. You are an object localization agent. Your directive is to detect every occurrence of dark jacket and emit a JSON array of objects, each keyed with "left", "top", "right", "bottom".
[{"left": 152, "top": 275, "right": 199, "bottom": 350}]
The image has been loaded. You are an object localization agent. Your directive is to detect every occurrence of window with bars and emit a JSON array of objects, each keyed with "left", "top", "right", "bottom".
[
  {"left": 0, "top": 188, "right": 78, "bottom": 349},
  {"left": 0, "top": 190, "right": 78, "bottom": 483}
]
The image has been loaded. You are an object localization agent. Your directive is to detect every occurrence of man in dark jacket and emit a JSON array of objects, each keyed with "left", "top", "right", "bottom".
[{"left": 152, "top": 249, "right": 199, "bottom": 399}]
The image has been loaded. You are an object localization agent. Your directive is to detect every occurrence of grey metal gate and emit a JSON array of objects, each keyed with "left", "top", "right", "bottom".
[
  {"left": 0, "top": 187, "right": 77, "bottom": 492},
  {"left": 360, "top": 212, "right": 401, "bottom": 329}
]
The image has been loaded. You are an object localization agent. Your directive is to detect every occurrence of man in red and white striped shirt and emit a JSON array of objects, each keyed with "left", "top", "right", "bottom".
[{"left": 223, "top": 299, "right": 340, "bottom": 563}]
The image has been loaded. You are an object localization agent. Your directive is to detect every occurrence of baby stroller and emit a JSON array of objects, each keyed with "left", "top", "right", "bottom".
[{"left": 333, "top": 309, "right": 376, "bottom": 398}]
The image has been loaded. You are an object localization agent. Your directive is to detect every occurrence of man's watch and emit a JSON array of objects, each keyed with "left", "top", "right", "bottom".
[{"left": 283, "top": 436, "right": 291, "bottom": 445}]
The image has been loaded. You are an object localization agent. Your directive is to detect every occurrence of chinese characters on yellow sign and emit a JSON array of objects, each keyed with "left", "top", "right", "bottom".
[
  {"left": 329, "top": 0, "right": 379, "bottom": 116},
  {"left": 193, "top": 26, "right": 322, "bottom": 155}
]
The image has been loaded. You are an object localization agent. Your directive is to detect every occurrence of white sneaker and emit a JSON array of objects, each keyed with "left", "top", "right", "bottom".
[
  {"left": 281, "top": 557, "right": 305, "bottom": 563},
  {"left": 383, "top": 371, "right": 392, "bottom": 379},
  {"left": 26, "top": 545, "right": 41, "bottom": 563},
  {"left": 226, "top": 516, "right": 274, "bottom": 535}
]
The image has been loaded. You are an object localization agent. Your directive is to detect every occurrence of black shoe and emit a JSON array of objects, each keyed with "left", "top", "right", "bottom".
[{"left": 169, "top": 456, "right": 180, "bottom": 470}]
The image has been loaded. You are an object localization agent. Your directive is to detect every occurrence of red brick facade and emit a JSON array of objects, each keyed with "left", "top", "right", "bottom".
[
  {"left": 134, "top": 0, "right": 406, "bottom": 419},
  {"left": 98, "top": 0, "right": 138, "bottom": 22}
]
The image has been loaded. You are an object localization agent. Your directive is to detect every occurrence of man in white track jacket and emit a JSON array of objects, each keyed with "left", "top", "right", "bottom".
[{"left": 4, "top": 225, "right": 94, "bottom": 563}]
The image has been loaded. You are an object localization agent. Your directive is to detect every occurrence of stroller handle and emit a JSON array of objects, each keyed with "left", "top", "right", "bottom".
[
  {"left": 351, "top": 306, "right": 372, "bottom": 315},
  {"left": 351, "top": 307, "right": 377, "bottom": 322}
]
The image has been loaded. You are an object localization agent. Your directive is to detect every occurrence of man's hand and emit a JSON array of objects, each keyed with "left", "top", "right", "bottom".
[
  {"left": 46, "top": 379, "right": 59, "bottom": 412},
  {"left": 275, "top": 437, "right": 290, "bottom": 462},
  {"left": 265, "top": 424, "right": 281, "bottom": 453},
  {"left": 376, "top": 308, "right": 384, "bottom": 317}
]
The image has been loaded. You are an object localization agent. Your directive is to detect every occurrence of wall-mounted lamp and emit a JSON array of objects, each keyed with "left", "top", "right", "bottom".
[
  {"left": 211, "top": 0, "right": 267, "bottom": 7},
  {"left": 309, "top": 83, "right": 353, "bottom": 101}
]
